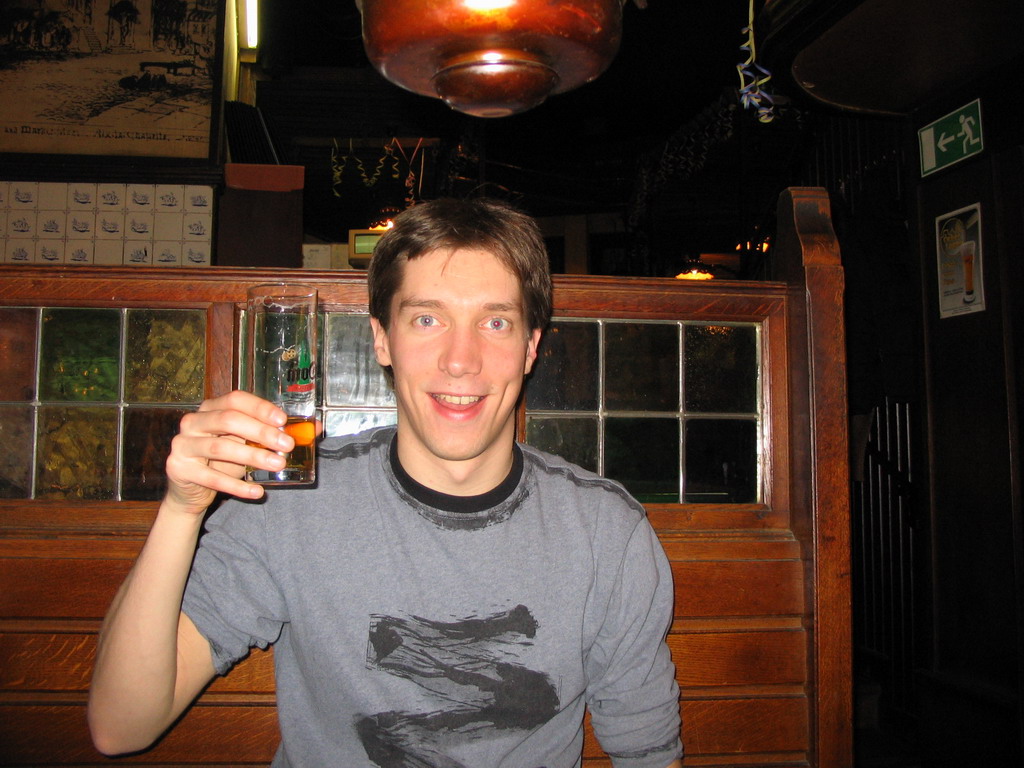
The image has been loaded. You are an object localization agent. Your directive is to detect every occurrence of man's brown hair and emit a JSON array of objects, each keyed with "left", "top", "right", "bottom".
[{"left": 367, "top": 197, "right": 553, "bottom": 334}]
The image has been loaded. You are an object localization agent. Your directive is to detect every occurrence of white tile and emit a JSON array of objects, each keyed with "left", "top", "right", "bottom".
[
  {"left": 66, "top": 241, "right": 94, "bottom": 264},
  {"left": 183, "top": 212, "right": 212, "bottom": 241},
  {"left": 4, "top": 239, "right": 34, "bottom": 263},
  {"left": 97, "top": 183, "right": 126, "bottom": 211},
  {"left": 36, "top": 240, "right": 64, "bottom": 264},
  {"left": 9, "top": 182, "right": 38, "bottom": 208},
  {"left": 68, "top": 183, "right": 97, "bottom": 210},
  {"left": 155, "top": 185, "right": 185, "bottom": 211},
  {"left": 127, "top": 184, "right": 156, "bottom": 211},
  {"left": 37, "top": 182, "right": 67, "bottom": 210},
  {"left": 184, "top": 243, "right": 210, "bottom": 266},
  {"left": 154, "top": 240, "right": 181, "bottom": 266},
  {"left": 66, "top": 211, "right": 95, "bottom": 239},
  {"left": 154, "top": 211, "right": 183, "bottom": 240},
  {"left": 126, "top": 212, "right": 155, "bottom": 240},
  {"left": 94, "top": 239, "right": 124, "bottom": 265},
  {"left": 96, "top": 212, "right": 125, "bottom": 239},
  {"left": 185, "top": 185, "right": 214, "bottom": 212},
  {"left": 8, "top": 210, "right": 35, "bottom": 237},
  {"left": 37, "top": 210, "right": 65, "bottom": 239},
  {"left": 124, "top": 242, "right": 152, "bottom": 265}
]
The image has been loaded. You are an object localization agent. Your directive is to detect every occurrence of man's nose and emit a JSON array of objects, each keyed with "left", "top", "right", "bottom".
[{"left": 439, "top": 326, "right": 483, "bottom": 377}]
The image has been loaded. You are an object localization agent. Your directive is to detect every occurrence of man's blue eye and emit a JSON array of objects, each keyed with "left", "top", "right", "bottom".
[
  {"left": 416, "top": 316, "right": 435, "bottom": 327},
  {"left": 489, "top": 318, "right": 510, "bottom": 331}
]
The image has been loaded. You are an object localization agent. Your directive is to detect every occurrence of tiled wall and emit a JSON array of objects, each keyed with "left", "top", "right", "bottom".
[{"left": 0, "top": 180, "right": 214, "bottom": 266}]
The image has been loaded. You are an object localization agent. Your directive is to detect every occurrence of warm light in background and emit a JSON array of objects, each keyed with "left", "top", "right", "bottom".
[
  {"left": 244, "top": 0, "right": 259, "bottom": 49},
  {"left": 675, "top": 268, "right": 715, "bottom": 281}
]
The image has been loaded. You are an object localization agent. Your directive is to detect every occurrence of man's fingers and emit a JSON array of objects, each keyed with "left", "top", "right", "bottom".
[
  {"left": 198, "top": 390, "right": 287, "bottom": 426},
  {"left": 178, "top": 408, "right": 294, "bottom": 455}
]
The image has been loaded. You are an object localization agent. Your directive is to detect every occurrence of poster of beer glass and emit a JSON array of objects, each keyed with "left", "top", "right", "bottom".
[
  {"left": 935, "top": 203, "right": 984, "bottom": 318},
  {"left": 0, "top": 0, "right": 222, "bottom": 162}
]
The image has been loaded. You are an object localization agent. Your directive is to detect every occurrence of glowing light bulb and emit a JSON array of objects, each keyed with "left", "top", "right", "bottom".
[{"left": 464, "top": 0, "right": 515, "bottom": 11}]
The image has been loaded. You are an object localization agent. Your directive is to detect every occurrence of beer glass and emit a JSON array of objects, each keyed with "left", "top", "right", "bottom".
[
  {"left": 245, "top": 284, "right": 318, "bottom": 485},
  {"left": 961, "top": 240, "right": 976, "bottom": 303}
]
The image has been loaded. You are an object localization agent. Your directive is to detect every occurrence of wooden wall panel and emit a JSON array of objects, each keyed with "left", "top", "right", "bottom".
[
  {"left": 671, "top": 560, "right": 805, "bottom": 617},
  {"left": 0, "top": 705, "right": 280, "bottom": 765},
  {"left": 0, "top": 696, "right": 810, "bottom": 766},
  {"left": 669, "top": 631, "right": 806, "bottom": 688},
  {"left": 0, "top": 633, "right": 274, "bottom": 694},
  {"left": 0, "top": 560, "right": 131, "bottom": 619}
]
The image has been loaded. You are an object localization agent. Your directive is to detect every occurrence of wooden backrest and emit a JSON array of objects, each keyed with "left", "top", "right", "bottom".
[{"left": 0, "top": 187, "right": 851, "bottom": 766}]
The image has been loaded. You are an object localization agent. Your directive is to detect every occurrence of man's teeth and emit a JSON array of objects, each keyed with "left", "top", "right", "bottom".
[{"left": 435, "top": 394, "right": 481, "bottom": 405}]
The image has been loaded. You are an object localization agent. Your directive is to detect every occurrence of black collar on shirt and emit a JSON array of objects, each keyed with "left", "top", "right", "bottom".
[{"left": 388, "top": 435, "right": 523, "bottom": 514}]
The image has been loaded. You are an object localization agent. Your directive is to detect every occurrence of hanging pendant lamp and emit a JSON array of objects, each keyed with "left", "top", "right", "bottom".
[{"left": 357, "top": 0, "right": 626, "bottom": 118}]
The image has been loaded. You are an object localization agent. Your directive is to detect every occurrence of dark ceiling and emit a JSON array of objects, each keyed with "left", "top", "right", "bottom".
[{"left": 249, "top": 0, "right": 811, "bottom": 274}]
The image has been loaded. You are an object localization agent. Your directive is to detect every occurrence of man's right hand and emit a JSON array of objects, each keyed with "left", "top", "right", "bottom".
[{"left": 163, "top": 390, "right": 296, "bottom": 515}]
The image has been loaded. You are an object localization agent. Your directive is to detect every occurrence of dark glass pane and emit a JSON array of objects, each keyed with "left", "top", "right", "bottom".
[
  {"left": 525, "top": 416, "right": 598, "bottom": 473},
  {"left": 685, "top": 418, "right": 758, "bottom": 503},
  {"left": 0, "top": 405, "right": 33, "bottom": 498},
  {"left": 324, "top": 409, "right": 397, "bottom": 438},
  {"left": 527, "top": 321, "right": 599, "bottom": 411},
  {"left": 0, "top": 308, "right": 38, "bottom": 401},
  {"left": 685, "top": 324, "right": 758, "bottom": 413},
  {"left": 324, "top": 314, "right": 394, "bottom": 407},
  {"left": 39, "top": 308, "right": 120, "bottom": 402},
  {"left": 605, "top": 417, "right": 679, "bottom": 503},
  {"left": 604, "top": 323, "right": 679, "bottom": 411},
  {"left": 36, "top": 406, "right": 117, "bottom": 499},
  {"left": 125, "top": 310, "right": 205, "bottom": 403},
  {"left": 122, "top": 408, "right": 189, "bottom": 500}
]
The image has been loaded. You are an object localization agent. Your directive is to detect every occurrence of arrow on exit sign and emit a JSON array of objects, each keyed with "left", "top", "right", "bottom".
[{"left": 919, "top": 99, "right": 983, "bottom": 177}]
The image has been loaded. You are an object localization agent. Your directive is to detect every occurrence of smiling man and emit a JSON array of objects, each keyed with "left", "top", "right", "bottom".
[{"left": 88, "top": 197, "right": 683, "bottom": 768}]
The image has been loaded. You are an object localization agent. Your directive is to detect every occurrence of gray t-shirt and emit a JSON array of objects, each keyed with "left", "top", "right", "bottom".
[{"left": 183, "top": 426, "right": 682, "bottom": 768}]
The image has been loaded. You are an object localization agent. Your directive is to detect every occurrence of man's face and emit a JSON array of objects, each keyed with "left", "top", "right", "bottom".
[{"left": 370, "top": 248, "right": 541, "bottom": 492}]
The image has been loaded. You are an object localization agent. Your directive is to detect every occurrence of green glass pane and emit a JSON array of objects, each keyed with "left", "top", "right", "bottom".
[
  {"left": 525, "top": 416, "right": 598, "bottom": 473},
  {"left": 605, "top": 417, "right": 679, "bottom": 503},
  {"left": 39, "top": 308, "right": 120, "bottom": 402},
  {"left": 526, "top": 321, "right": 599, "bottom": 411},
  {"left": 324, "top": 409, "right": 397, "bottom": 438},
  {"left": 125, "top": 310, "right": 205, "bottom": 403},
  {"left": 684, "top": 418, "right": 758, "bottom": 503},
  {"left": 0, "top": 308, "right": 38, "bottom": 402},
  {"left": 122, "top": 408, "right": 188, "bottom": 500},
  {"left": 323, "top": 314, "right": 394, "bottom": 407},
  {"left": 36, "top": 406, "right": 117, "bottom": 499},
  {"left": 604, "top": 323, "right": 679, "bottom": 411},
  {"left": 0, "top": 405, "right": 33, "bottom": 498},
  {"left": 685, "top": 324, "right": 758, "bottom": 413}
]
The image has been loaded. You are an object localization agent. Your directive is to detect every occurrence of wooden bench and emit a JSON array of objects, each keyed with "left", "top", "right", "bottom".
[{"left": 0, "top": 187, "right": 851, "bottom": 766}]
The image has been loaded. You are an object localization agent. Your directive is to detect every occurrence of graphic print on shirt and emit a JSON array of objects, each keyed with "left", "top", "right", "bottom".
[{"left": 358, "top": 603, "right": 559, "bottom": 768}]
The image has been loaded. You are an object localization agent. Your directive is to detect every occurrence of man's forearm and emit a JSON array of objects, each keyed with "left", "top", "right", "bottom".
[{"left": 87, "top": 501, "right": 212, "bottom": 755}]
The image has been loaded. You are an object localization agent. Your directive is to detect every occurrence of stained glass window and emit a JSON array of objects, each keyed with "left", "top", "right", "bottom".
[
  {"left": 525, "top": 319, "right": 760, "bottom": 504},
  {"left": 0, "top": 307, "right": 205, "bottom": 499}
]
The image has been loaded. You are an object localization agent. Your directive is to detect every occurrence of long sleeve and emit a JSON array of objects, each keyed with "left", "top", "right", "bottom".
[{"left": 585, "top": 517, "right": 683, "bottom": 768}]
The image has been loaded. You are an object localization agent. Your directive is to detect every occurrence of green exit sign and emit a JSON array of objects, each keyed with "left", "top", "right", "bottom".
[{"left": 919, "top": 99, "right": 983, "bottom": 177}]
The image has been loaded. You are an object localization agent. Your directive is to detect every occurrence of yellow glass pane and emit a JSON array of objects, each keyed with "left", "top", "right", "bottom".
[
  {"left": 125, "top": 309, "right": 205, "bottom": 403},
  {"left": 36, "top": 406, "right": 117, "bottom": 499}
]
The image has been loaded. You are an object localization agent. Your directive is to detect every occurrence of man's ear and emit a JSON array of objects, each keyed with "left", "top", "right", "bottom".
[
  {"left": 369, "top": 317, "right": 392, "bottom": 367},
  {"left": 523, "top": 328, "right": 542, "bottom": 375}
]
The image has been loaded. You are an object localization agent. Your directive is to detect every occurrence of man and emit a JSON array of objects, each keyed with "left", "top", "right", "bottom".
[{"left": 88, "top": 197, "right": 683, "bottom": 768}]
